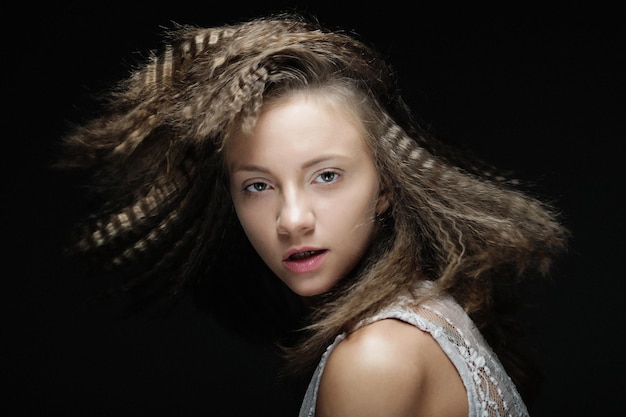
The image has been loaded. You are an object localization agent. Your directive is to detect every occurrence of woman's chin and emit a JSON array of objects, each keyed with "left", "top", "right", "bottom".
[{"left": 285, "top": 281, "right": 333, "bottom": 299}]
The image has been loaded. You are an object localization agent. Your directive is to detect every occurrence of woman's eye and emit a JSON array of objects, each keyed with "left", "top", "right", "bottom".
[
  {"left": 315, "top": 171, "right": 339, "bottom": 184},
  {"left": 244, "top": 182, "right": 269, "bottom": 193}
]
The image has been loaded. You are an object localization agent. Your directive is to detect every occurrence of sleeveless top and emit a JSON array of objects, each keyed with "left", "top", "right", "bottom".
[{"left": 298, "top": 289, "right": 530, "bottom": 417}]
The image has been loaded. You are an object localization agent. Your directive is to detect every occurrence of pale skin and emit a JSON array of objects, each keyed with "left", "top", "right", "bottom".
[
  {"left": 226, "top": 91, "right": 389, "bottom": 297},
  {"left": 226, "top": 91, "right": 468, "bottom": 416},
  {"left": 317, "top": 319, "right": 468, "bottom": 417}
]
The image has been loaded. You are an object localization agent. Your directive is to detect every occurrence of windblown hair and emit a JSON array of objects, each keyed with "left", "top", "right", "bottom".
[{"left": 57, "top": 13, "right": 568, "bottom": 403}]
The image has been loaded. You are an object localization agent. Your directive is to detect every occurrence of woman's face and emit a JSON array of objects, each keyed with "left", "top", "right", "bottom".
[{"left": 226, "top": 93, "right": 389, "bottom": 297}]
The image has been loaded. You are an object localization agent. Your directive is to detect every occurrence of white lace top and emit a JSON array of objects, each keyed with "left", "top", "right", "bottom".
[{"left": 298, "top": 290, "right": 530, "bottom": 417}]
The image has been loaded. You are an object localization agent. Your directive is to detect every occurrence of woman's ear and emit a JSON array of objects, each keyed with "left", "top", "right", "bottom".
[{"left": 375, "top": 182, "right": 391, "bottom": 215}]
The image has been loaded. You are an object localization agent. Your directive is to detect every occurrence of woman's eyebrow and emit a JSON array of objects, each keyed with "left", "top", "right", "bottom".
[
  {"left": 230, "top": 163, "right": 269, "bottom": 174},
  {"left": 301, "top": 154, "right": 351, "bottom": 169}
]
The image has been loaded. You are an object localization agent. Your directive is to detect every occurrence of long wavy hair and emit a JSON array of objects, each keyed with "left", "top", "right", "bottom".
[{"left": 57, "top": 13, "right": 568, "bottom": 404}]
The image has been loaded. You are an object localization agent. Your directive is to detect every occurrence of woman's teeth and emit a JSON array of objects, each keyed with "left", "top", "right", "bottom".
[{"left": 290, "top": 250, "right": 321, "bottom": 260}]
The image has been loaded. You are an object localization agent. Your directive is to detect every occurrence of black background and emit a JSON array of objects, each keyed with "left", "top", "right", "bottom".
[{"left": 4, "top": 2, "right": 624, "bottom": 416}]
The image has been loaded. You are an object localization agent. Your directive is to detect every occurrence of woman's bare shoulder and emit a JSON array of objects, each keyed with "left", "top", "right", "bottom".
[{"left": 316, "top": 318, "right": 467, "bottom": 417}]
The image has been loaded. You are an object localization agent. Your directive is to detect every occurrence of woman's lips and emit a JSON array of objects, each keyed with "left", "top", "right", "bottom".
[{"left": 282, "top": 250, "right": 328, "bottom": 273}]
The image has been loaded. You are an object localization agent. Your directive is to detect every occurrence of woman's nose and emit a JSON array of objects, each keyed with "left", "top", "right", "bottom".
[{"left": 276, "top": 192, "right": 315, "bottom": 236}]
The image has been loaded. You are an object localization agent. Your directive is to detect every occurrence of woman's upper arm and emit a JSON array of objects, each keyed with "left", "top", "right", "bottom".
[{"left": 316, "top": 319, "right": 432, "bottom": 417}]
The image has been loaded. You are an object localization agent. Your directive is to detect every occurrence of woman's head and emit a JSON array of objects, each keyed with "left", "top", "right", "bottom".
[
  {"left": 57, "top": 14, "right": 569, "bottom": 396},
  {"left": 225, "top": 89, "right": 389, "bottom": 297},
  {"left": 58, "top": 12, "right": 567, "bottom": 330}
]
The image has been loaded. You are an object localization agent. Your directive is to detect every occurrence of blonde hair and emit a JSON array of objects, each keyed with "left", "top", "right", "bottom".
[{"left": 58, "top": 13, "right": 568, "bottom": 400}]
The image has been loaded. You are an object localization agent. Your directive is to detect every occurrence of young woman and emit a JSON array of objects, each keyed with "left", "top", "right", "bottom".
[{"left": 57, "top": 13, "right": 568, "bottom": 417}]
